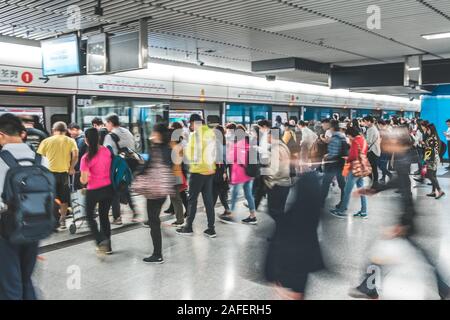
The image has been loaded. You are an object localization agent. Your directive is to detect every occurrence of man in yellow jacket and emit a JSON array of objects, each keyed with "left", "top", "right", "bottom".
[{"left": 176, "top": 114, "right": 217, "bottom": 238}]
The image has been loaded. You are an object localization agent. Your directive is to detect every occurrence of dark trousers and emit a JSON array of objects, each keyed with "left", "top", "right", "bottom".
[
  {"left": 267, "top": 185, "right": 291, "bottom": 221},
  {"left": 368, "top": 152, "right": 380, "bottom": 184},
  {"left": 112, "top": 188, "right": 135, "bottom": 220},
  {"left": 0, "top": 238, "right": 39, "bottom": 300},
  {"left": 86, "top": 185, "right": 114, "bottom": 245},
  {"left": 181, "top": 190, "right": 188, "bottom": 213},
  {"left": 426, "top": 169, "right": 441, "bottom": 192},
  {"left": 186, "top": 174, "right": 215, "bottom": 230},
  {"left": 146, "top": 198, "right": 166, "bottom": 257},
  {"left": 321, "top": 166, "right": 346, "bottom": 206},
  {"left": 213, "top": 184, "right": 230, "bottom": 212},
  {"left": 447, "top": 142, "right": 450, "bottom": 165},
  {"left": 417, "top": 147, "right": 424, "bottom": 171},
  {"left": 378, "top": 153, "right": 392, "bottom": 180},
  {"left": 254, "top": 176, "right": 268, "bottom": 210},
  {"left": 167, "top": 190, "right": 188, "bottom": 214}
]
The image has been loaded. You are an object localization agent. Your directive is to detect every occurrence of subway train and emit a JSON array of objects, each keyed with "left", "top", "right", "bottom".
[{"left": 0, "top": 62, "right": 420, "bottom": 155}]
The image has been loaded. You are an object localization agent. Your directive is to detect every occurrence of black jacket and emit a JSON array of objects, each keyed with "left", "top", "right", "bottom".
[{"left": 265, "top": 171, "right": 324, "bottom": 287}]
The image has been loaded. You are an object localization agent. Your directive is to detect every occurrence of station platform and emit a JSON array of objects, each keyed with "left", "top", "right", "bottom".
[{"left": 33, "top": 168, "right": 450, "bottom": 300}]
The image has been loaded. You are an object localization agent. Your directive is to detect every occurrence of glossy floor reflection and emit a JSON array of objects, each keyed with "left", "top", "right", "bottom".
[{"left": 33, "top": 169, "right": 450, "bottom": 300}]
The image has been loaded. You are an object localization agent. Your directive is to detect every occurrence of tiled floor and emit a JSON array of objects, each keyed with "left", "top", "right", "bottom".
[{"left": 33, "top": 168, "right": 450, "bottom": 300}]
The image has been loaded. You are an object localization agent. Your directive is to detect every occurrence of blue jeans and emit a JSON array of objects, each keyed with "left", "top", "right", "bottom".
[
  {"left": 231, "top": 180, "right": 256, "bottom": 212},
  {"left": 338, "top": 172, "right": 367, "bottom": 213}
]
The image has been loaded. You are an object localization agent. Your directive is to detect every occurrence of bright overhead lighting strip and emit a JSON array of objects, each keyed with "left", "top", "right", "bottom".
[{"left": 422, "top": 32, "right": 450, "bottom": 40}]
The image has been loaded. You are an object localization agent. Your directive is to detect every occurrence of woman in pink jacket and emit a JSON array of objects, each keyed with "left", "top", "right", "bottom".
[{"left": 219, "top": 125, "right": 257, "bottom": 225}]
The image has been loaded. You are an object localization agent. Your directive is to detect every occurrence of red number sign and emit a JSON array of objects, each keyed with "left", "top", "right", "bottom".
[{"left": 21, "top": 71, "right": 33, "bottom": 84}]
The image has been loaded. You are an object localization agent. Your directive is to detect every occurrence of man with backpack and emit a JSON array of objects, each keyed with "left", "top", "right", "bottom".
[
  {"left": 103, "top": 114, "right": 137, "bottom": 225},
  {"left": 0, "top": 113, "right": 53, "bottom": 300},
  {"left": 320, "top": 120, "right": 348, "bottom": 208}
]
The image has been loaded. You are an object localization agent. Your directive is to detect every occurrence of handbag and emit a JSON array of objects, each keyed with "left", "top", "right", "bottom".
[
  {"left": 342, "top": 162, "right": 351, "bottom": 177},
  {"left": 351, "top": 140, "right": 372, "bottom": 178},
  {"left": 131, "top": 148, "right": 176, "bottom": 199}
]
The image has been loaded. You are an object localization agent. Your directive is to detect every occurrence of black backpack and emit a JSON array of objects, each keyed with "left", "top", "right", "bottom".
[
  {"left": 286, "top": 131, "right": 302, "bottom": 154},
  {"left": 241, "top": 145, "right": 261, "bottom": 178},
  {"left": 0, "top": 151, "right": 56, "bottom": 244}
]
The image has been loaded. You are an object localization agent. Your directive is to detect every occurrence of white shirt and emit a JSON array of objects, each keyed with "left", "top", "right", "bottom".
[
  {"left": 445, "top": 127, "right": 450, "bottom": 142},
  {"left": 0, "top": 143, "right": 49, "bottom": 209},
  {"left": 103, "top": 127, "right": 136, "bottom": 155}
]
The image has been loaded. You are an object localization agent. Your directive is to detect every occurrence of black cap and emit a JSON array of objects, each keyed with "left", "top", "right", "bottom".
[{"left": 189, "top": 113, "right": 203, "bottom": 123}]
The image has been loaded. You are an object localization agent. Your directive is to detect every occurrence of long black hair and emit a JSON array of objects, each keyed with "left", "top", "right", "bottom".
[{"left": 85, "top": 127, "right": 100, "bottom": 161}]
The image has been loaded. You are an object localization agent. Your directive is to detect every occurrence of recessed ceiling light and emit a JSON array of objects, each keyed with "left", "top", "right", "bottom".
[{"left": 422, "top": 32, "right": 450, "bottom": 40}]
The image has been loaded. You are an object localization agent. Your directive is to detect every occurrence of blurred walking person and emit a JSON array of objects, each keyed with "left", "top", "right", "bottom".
[
  {"left": 265, "top": 171, "right": 324, "bottom": 300},
  {"left": 132, "top": 124, "right": 175, "bottom": 264}
]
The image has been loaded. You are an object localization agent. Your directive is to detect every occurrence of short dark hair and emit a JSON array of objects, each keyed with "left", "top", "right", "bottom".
[
  {"left": 189, "top": 113, "right": 203, "bottom": 123},
  {"left": 321, "top": 118, "right": 331, "bottom": 124},
  {"left": 298, "top": 120, "right": 308, "bottom": 127},
  {"left": 346, "top": 126, "right": 361, "bottom": 138},
  {"left": 91, "top": 117, "right": 104, "bottom": 126},
  {"left": 363, "top": 115, "right": 375, "bottom": 123},
  {"left": 257, "top": 119, "right": 271, "bottom": 128},
  {"left": 68, "top": 122, "right": 81, "bottom": 130},
  {"left": 446, "top": 119, "right": 450, "bottom": 123},
  {"left": 0, "top": 113, "right": 26, "bottom": 136},
  {"left": 105, "top": 114, "right": 120, "bottom": 127},
  {"left": 330, "top": 119, "right": 340, "bottom": 131}
]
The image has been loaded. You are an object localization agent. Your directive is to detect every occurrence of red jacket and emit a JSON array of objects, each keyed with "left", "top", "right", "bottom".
[{"left": 347, "top": 135, "right": 368, "bottom": 163}]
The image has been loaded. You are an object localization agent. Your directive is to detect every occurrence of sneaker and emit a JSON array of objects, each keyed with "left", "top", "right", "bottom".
[
  {"left": 329, "top": 209, "right": 347, "bottom": 219},
  {"left": 379, "top": 178, "right": 386, "bottom": 185},
  {"left": 242, "top": 216, "right": 258, "bottom": 225},
  {"left": 436, "top": 191, "right": 446, "bottom": 200},
  {"left": 353, "top": 212, "right": 368, "bottom": 219},
  {"left": 218, "top": 213, "right": 235, "bottom": 224},
  {"left": 96, "top": 240, "right": 110, "bottom": 256},
  {"left": 105, "top": 244, "right": 113, "bottom": 255},
  {"left": 348, "top": 287, "right": 379, "bottom": 300},
  {"left": 143, "top": 255, "right": 164, "bottom": 264},
  {"left": 413, "top": 177, "right": 424, "bottom": 184},
  {"left": 142, "top": 221, "right": 150, "bottom": 228},
  {"left": 335, "top": 202, "right": 342, "bottom": 209},
  {"left": 58, "top": 220, "right": 67, "bottom": 230},
  {"left": 111, "top": 217, "right": 123, "bottom": 225},
  {"left": 163, "top": 209, "right": 174, "bottom": 214},
  {"left": 204, "top": 228, "right": 217, "bottom": 238},
  {"left": 171, "top": 221, "right": 184, "bottom": 227},
  {"left": 426, "top": 192, "right": 436, "bottom": 197},
  {"left": 176, "top": 226, "right": 194, "bottom": 236}
]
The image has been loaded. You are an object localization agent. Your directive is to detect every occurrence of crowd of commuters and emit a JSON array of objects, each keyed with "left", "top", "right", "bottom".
[{"left": 1, "top": 111, "right": 449, "bottom": 300}]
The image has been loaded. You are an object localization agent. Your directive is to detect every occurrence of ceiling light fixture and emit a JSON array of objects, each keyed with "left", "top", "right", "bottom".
[{"left": 422, "top": 32, "right": 450, "bottom": 40}]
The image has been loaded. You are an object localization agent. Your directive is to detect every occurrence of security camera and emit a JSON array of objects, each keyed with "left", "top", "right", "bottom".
[{"left": 266, "top": 75, "right": 276, "bottom": 81}]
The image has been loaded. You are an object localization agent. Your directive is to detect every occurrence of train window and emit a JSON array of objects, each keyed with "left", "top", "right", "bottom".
[
  {"left": 51, "top": 114, "right": 70, "bottom": 126},
  {"left": 225, "top": 104, "right": 270, "bottom": 126},
  {"left": 169, "top": 110, "right": 203, "bottom": 123},
  {"left": 272, "top": 112, "right": 288, "bottom": 124}
]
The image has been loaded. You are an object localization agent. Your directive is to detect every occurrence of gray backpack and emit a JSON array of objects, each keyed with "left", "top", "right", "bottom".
[{"left": 0, "top": 150, "right": 56, "bottom": 244}]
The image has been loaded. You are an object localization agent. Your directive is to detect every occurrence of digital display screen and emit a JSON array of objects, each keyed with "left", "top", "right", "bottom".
[
  {"left": 41, "top": 34, "right": 80, "bottom": 76},
  {"left": 87, "top": 33, "right": 107, "bottom": 74}
]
